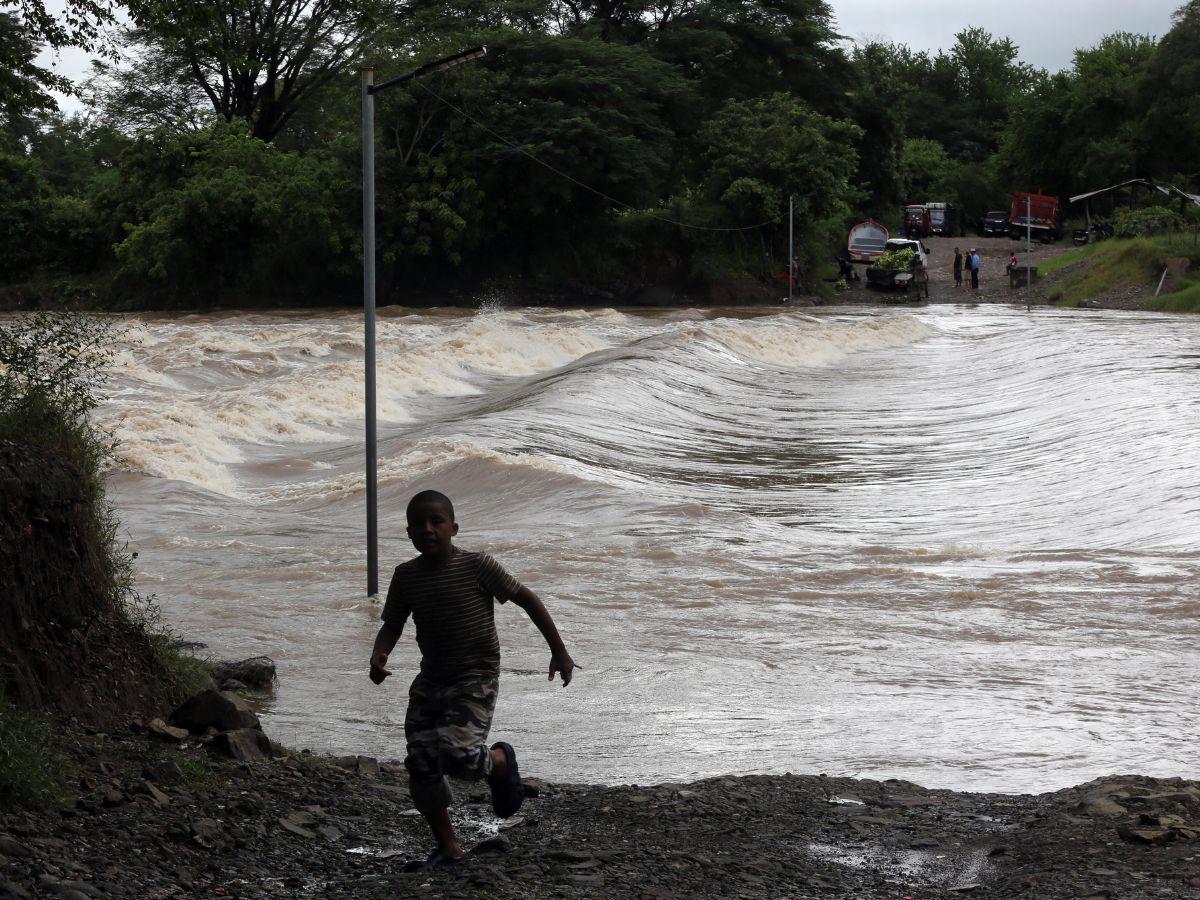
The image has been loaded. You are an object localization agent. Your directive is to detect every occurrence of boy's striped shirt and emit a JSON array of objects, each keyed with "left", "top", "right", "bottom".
[{"left": 381, "top": 549, "right": 522, "bottom": 679}]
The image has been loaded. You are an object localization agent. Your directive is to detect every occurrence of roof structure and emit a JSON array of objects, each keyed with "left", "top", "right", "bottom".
[{"left": 1070, "top": 178, "right": 1200, "bottom": 207}]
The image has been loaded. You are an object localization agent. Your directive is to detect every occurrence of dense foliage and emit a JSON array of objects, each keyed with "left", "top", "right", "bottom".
[{"left": 2, "top": 0, "right": 1199, "bottom": 305}]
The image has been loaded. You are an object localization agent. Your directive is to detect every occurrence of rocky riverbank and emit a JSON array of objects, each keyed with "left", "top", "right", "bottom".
[{"left": 1, "top": 714, "right": 1197, "bottom": 900}]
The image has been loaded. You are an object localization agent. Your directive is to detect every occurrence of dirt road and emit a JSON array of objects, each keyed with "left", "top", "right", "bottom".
[{"left": 845, "top": 234, "right": 1075, "bottom": 305}]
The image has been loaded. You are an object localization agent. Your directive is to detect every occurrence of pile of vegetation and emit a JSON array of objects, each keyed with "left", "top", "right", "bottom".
[
  {"left": 2, "top": 1, "right": 1200, "bottom": 306},
  {"left": 871, "top": 247, "right": 917, "bottom": 272},
  {"left": 0, "top": 311, "right": 211, "bottom": 809}
]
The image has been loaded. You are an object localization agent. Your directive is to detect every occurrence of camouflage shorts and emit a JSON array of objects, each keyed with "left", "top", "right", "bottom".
[{"left": 404, "top": 672, "right": 498, "bottom": 816}]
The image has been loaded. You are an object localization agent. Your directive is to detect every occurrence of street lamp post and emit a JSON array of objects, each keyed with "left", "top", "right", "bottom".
[{"left": 361, "top": 47, "right": 487, "bottom": 597}]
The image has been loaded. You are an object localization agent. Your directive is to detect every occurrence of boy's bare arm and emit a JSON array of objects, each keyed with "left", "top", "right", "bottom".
[
  {"left": 369, "top": 622, "right": 403, "bottom": 682},
  {"left": 511, "top": 585, "right": 576, "bottom": 686}
]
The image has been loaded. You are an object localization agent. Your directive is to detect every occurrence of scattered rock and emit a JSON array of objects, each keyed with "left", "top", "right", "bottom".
[
  {"left": 0, "top": 837, "right": 34, "bottom": 859},
  {"left": 147, "top": 717, "right": 190, "bottom": 742},
  {"left": 209, "top": 727, "right": 272, "bottom": 763},
  {"left": 136, "top": 780, "right": 171, "bottom": 808},
  {"left": 169, "top": 690, "right": 260, "bottom": 734},
  {"left": 472, "top": 835, "right": 511, "bottom": 855},
  {"left": 1079, "top": 798, "right": 1128, "bottom": 818},
  {"left": 212, "top": 656, "right": 276, "bottom": 690}
]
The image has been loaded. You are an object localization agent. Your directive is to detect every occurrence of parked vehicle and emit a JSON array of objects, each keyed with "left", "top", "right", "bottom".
[
  {"left": 1008, "top": 191, "right": 1063, "bottom": 242},
  {"left": 981, "top": 209, "right": 1010, "bottom": 236},
  {"left": 1073, "top": 221, "right": 1115, "bottom": 244},
  {"left": 926, "top": 202, "right": 957, "bottom": 236},
  {"left": 847, "top": 219, "right": 890, "bottom": 264},
  {"left": 866, "top": 238, "right": 930, "bottom": 297},
  {"left": 903, "top": 204, "right": 932, "bottom": 238}
]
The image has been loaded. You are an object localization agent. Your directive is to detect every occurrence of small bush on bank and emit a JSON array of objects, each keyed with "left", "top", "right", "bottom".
[
  {"left": 0, "top": 312, "right": 214, "bottom": 763},
  {"left": 0, "top": 688, "right": 66, "bottom": 809},
  {"left": 1113, "top": 206, "right": 1184, "bottom": 238}
]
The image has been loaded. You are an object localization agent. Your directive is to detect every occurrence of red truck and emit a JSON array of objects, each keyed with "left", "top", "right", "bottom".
[
  {"left": 1008, "top": 192, "right": 1063, "bottom": 242},
  {"left": 903, "top": 204, "right": 932, "bottom": 238}
]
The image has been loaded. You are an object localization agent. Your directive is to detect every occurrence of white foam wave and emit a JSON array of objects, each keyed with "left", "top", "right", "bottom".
[
  {"left": 702, "top": 315, "right": 933, "bottom": 369},
  {"left": 247, "top": 440, "right": 584, "bottom": 506}
]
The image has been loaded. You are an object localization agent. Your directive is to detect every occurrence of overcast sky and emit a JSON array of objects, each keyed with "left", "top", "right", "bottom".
[
  {"left": 830, "top": 0, "right": 1179, "bottom": 70},
  {"left": 38, "top": 0, "right": 1183, "bottom": 114}
]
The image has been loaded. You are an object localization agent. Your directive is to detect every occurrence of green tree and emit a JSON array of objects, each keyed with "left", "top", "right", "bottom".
[
  {"left": 95, "top": 125, "right": 356, "bottom": 302},
  {"left": 898, "top": 138, "right": 951, "bottom": 204},
  {"left": 695, "top": 92, "right": 860, "bottom": 284},
  {"left": 116, "top": 0, "right": 380, "bottom": 141},
  {"left": 369, "top": 31, "right": 695, "bottom": 286},
  {"left": 1139, "top": 1, "right": 1200, "bottom": 181},
  {"left": 0, "top": 11, "right": 66, "bottom": 143},
  {"left": 0, "top": 147, "right": 47, "bottom": 280},
  {"left": 996, "top": 32, "right": 1155, "bottom": 199}
]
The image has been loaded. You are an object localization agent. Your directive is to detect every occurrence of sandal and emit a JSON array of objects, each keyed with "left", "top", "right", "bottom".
[{"left": 488, "top": 741, "right": 525, "bottom": 818}]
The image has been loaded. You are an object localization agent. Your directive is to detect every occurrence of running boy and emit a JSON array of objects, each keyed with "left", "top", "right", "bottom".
[{"left": 368, "top": 489, "right": 576, "bottom": 871}]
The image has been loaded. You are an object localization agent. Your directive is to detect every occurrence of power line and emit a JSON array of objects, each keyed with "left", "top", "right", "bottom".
[{"left": 414, "top": 80, "right": 785, "bottom": 233}]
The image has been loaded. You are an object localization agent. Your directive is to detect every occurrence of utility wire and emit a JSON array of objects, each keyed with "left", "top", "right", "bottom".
[{"left": 414, "top": 80, "right": 786, "bottom": 233}]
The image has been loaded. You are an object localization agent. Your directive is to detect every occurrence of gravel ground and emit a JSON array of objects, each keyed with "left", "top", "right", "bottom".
[
  {"left": 1, "top": 724, "right": 1197, "bottom": 899},
  {"left": 841, "top": 235, "right": 1076, "bottom": 307}
]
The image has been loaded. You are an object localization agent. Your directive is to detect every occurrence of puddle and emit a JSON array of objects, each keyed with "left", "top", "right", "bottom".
[
  {"left": 344, "top": 808, "right": 501, "bottom": 860},
  {"left": 805, "top": 840, "right": 989, "bottom": 889}
]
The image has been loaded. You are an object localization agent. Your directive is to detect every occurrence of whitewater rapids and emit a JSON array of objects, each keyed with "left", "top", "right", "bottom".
[{"left": 100, "top": 304, "right": 1200, "bottom": 793}]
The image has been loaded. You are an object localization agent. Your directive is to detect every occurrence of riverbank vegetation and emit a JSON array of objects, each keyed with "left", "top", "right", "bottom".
[
  {"left": 3, "top": 1, "right": 1200, "bottom": 307},
  {"left": 1037, "top": 236, "right": 1200, "bottom": 310},
  {"left": 0, "top": 312, "right": 212, "bottom": 809}
]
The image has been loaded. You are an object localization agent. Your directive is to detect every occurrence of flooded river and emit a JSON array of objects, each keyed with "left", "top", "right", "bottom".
[{"left": 101, "top": 304, "right": 1200, "bottom": 793}]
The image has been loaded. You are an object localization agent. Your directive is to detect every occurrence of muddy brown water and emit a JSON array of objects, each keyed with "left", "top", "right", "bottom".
[{"left": 99, "top": 304, "right": 1200, "bottom": 793}]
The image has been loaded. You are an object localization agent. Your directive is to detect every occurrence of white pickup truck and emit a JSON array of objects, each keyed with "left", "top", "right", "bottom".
[{"left": 865, "top": 239, "right": 930, "bottom": 296}]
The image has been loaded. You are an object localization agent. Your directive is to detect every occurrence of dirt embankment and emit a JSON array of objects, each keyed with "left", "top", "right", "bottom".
[{"left": 0, "top": 442, "right": 167, "bottom": 729}]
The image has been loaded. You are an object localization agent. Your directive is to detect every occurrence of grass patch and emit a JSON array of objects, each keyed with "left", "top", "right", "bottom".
[
  {"left": 1037, "top": 241, "right": 1106, "bottom": 278},
  {"left": 1042, "top": 238, "right": 1169, "bottom": 308},
  {"left": 1145, "top": 275, "right": 1200, "bottom": 313},
  {"left": 0, "top": 689, "right": 69, "bottom": 810}
]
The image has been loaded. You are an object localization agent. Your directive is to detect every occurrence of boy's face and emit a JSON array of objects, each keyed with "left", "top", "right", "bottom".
[{"left": 406, "top": 500, "right": 458, "bottom": 559}]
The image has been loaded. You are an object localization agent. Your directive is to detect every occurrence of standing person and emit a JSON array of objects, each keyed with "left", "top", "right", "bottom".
[
  {"left": 953, "top": 247, "right": 963, "bottom": 290},
  {"left": 369, "top": 489, "right": 577, "bottom": 871},
  {"left": 970, "top": 248, "right": 981, "bottom": 291}
]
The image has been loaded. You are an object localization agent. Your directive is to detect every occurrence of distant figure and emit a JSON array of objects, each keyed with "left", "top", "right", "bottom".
[
  {"left": 970, "top": 249, "right": 981, "bottom": 291},
  {"left": 953, "top": 248, "right": 963, "bottom": 290},
  {"left": 791, "top": 256, "right": 801, "bottom": 287},
  {"left": 369, "top": 490, "right": 576, "bottom": 871},
  {"left": 1007, "top": 252, "right": 1018, "bottom": 274}
]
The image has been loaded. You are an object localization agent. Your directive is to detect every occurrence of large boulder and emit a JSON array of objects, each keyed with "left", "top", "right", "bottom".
[
  {"left": 212, "top": 656, "right": 276, "bottom": 690},
  {"left": 168, "top": 689, "right": 260, "bottom": 734},
  {"left": 209, "top": 728, "right": 273, "bottom": 764}
]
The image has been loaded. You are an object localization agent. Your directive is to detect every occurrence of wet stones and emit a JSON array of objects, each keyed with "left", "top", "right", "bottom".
[
  {"left": 169, "top": 690, "right": 260, "bottom": 734},
  {"left": 209, "top": 728, "right": 273, "bottom": 764},
  {"left": 146, "top": 717, "right": 189, "bottom": 742},
  {"left": 212, "top": 656, "right": 276, "bottom": 691}
]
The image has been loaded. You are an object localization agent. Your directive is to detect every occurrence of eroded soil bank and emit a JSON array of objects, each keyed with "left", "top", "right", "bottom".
[{"left": 1, "top": 724, "right": 1197, "bottom": 899}]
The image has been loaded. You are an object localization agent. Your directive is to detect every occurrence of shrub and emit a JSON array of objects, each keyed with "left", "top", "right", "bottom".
[
  {"left": 0, "top": 688, "right": 66, "bottom": 809},
  {"left": 0, "top": 311, "right": 116, "bottom": 504},
  {"left": 1113, "top": 206, "right": 1184, "bottom": 238}
]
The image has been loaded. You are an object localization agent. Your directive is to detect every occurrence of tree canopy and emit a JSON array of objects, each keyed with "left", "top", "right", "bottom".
[{"left": 3, "top": 0, "right": 1199, "bottom": 306}]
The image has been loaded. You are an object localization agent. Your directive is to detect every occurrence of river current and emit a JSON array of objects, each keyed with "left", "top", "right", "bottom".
[{"left": 101, "top": 304, "right": 1200, "bottom": 794}]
